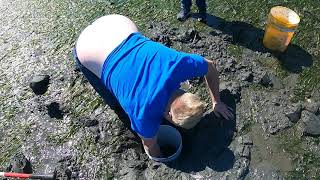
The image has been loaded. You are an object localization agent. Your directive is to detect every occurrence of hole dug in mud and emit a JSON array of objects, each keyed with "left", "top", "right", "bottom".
[
  {"left": 46, "top": 102, "right": 64, "bottom": 119},
  {"left": 166, "top": 90, "right": 237, "bottom": 172}
]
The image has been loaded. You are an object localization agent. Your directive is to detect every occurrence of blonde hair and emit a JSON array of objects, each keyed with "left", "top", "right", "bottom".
[{"left": 171, "top": 93, "right": 205, "bottom": 129}]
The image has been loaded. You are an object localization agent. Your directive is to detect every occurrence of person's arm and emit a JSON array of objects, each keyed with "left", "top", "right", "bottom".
[
  {"left": 204, "top": 58, "right": 221, "bottom": 103},
  {"left": 141, "top": 136, "right": 162, "bottom": 158},
  {"left": 204, "top": 58, "right": 233, "bottom": 120}
]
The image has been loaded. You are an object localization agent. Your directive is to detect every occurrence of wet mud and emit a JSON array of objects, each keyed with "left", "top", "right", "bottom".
[{"left": 1, "top": 1, "right": 319, "bottom": 180}]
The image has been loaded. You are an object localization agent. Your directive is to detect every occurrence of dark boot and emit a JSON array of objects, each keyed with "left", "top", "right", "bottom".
[
  {"left": 177, "top": 0, "right": 191, "bottom": 21},
  {"left": 196, "top": 0, "right": 207, "bottom": 23},
  {"left": 197, "top": 9, "right": 207, "bottom": 23},
  {"left": 177, "top": 8, "right": 191, "bottom": 21}
]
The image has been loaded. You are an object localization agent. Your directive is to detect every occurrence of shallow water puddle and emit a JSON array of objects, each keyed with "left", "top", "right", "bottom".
[{"left": 249, "top": 124, "right": 293, "bottom": 173}]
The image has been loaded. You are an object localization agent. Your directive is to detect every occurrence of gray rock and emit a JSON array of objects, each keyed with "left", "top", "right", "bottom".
[
  {"left": 304, "top": 102, "right": 320, "bottom": 115},
  {"left": 29, "top": 74, "right": 50, "bottom": 95},
  {"left": 301, "top": 110, "right": 320, "bottom": 136},
  {"left": 259, "top": 73, "right": 284, "bottom": 89},
  {"left": 285, "top": 103, "right": 303, "bottom": 123}
]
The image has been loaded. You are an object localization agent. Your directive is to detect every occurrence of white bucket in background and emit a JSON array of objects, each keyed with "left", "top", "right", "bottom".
[{"left": 146, "top": 125, "right": 182, "bottom": 162}]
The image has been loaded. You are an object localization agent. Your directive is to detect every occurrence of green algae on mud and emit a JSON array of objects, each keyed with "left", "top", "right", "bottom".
[
  {"left": 293, "top": 58, "right": 320, "bottom": 101},
  {"left": 0, "top": 0, "right": 319, "bottom": 179},
  {"left": 278, "top": 126, "right": 320, "bottom": 179},
  {"left": 40, "top": 0, "right": 320, "bottom": 178},
  {"left": 249, "top": 124, "right": 293, "bottom": 174}
]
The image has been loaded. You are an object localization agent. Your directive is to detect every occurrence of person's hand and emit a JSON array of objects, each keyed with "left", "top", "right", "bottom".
[
  {"left": 212, "top": 102, "right": 234, "bottom": 120},
  {"left": 141, "top": 136, "right": 162, "bottom": 158},
  {"left": 144, "top": 142, "right": 162, "bottom": 158}
]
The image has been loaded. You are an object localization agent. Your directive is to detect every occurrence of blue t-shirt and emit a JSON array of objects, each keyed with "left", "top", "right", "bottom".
[{"left": 101, "top": 33, "right": 208, "bottom": 138}]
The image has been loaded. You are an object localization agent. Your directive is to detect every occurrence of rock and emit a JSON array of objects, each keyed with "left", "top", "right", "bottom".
[
  {"left": 284, "top": 103, "right": 303, "bottom": 123},
  {"left": 301, "top": 110, "right": 320, "bottom": 136},
  {"left": 235, "top": 63, "right": 246, "bottom": 70},
  {"left": 259, "top": 73, "right": 283, "bottom": 89},
  {"left": 304, "top": 102, "right": 320, "bottom": 115},
  {"left": 29, "top": 74, "right": 50, "bottom": 95}
]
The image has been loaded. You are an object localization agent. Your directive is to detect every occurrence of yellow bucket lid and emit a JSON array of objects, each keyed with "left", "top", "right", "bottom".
[{"left": 270, "top": 6, "right": 300, "bottom": 27}]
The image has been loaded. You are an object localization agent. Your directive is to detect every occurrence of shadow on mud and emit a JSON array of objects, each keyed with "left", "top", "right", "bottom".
[
  {"left": 196, "top": 13, "right": 313, "bottom": 73},
  {"left": 166, "top": 89, "right": 236, "bottom": 173}
]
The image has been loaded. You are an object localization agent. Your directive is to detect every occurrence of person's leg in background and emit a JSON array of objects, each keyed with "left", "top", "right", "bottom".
[
  {"left": 196, "top": 0, "right": 207, "bottom": 22},
  {"left": 177, "top": 0, "right": 192, "bottom": 21}
]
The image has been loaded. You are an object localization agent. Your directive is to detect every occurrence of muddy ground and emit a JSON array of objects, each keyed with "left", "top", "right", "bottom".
[{"left": 0, "top": 0, "right": 319, "bottom": 179}]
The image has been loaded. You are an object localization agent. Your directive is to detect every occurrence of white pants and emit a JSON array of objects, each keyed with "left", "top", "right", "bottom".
[{"left": 75, "top": 14, "right": 138, "bottom": 78}]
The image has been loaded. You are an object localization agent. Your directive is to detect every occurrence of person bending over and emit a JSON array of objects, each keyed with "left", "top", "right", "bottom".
[{"left": 74, "top": 14, "right": 232, "bottom": 157}]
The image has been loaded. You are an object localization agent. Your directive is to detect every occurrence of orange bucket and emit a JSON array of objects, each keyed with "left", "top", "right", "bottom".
[{"left": 263, "top": 6, "right": 300, "bottom": 52}]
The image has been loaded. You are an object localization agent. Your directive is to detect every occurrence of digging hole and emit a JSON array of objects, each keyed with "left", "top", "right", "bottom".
[{"left": 47, "top": 102, "right": 64, "bottom": 119}]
